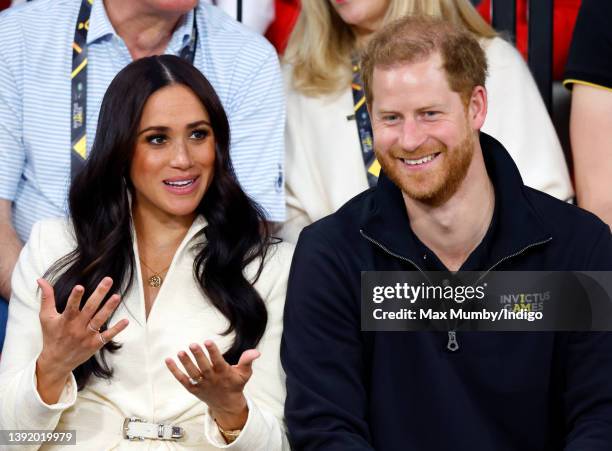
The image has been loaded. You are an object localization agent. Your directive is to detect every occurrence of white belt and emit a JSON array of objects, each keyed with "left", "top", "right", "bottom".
[{"left": 122, "top": 417, "right": 184, "bottom": 441}]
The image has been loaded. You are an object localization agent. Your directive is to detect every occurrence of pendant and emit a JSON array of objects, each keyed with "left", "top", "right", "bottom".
[{"left": 148, "top": 274, "right": 162, "bottom": 288}]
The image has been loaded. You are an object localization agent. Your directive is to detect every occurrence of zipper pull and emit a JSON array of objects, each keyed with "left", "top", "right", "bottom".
[{"left": 447, "top": 331, "right": 459, "bottom": 352}]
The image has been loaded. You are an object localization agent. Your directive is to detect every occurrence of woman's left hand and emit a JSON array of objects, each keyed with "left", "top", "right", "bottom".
[{"left": 165, "top": 340, "right": 260, "bottom": 430}]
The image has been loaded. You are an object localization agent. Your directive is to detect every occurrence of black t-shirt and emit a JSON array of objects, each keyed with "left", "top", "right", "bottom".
[{"left": 564, "top": 0, "right": 612, "bottom": 89}]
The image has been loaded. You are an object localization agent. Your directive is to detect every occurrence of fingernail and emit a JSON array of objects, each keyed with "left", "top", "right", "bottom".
[{"left": 189, "top": 343, "right": 198, "bottom": 351}]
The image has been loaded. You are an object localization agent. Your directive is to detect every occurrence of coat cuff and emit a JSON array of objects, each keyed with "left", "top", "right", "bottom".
[
  {"left": 203, "top": 395, "right": 280, "bottom": 450},
  {"left": 22, "top": 357, "right": 77, "bottom": 428}
]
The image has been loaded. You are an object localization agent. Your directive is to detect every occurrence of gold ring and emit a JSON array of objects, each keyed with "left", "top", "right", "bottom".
[
  {"left": 87, "top": 322, "right": 100, "bottom": 333},
  {"left": 98, "top": 333, "right": 107, "bottom": 345}
]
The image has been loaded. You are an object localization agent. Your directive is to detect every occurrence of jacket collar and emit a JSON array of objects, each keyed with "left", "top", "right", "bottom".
[
  {"left": 360, "top": 132, "right": 552, "bottom": 270},
  {"left": 125, "top": 214, "right": 208, "bottom": 327}
]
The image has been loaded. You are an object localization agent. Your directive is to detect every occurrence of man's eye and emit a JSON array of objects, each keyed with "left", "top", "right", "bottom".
[
  {"left": 383, "top": 115, "right": 399, "bottom": 122},
  {"left": 423, "top": 111, "right": 440, "bottom": 119},
  {"left": 190, "top": 129, "right": 210, "bottom": 140},
  {"left": 146, "top": 135, "right": 166, "bottom": 145}
]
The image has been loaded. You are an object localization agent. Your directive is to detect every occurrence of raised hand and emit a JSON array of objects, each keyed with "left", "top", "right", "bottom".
[
  {"left": 165, "top": 340, "right": 260, "bottom": 431},
  {"left": 35, "top": 277, "right": 129, "bottom": 404}
]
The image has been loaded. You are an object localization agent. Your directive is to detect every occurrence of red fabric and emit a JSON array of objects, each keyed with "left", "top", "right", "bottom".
[
  {"left": 0, "top": 0, "right": 11, "bottom": 11},
  {"left": 553, "top": 0, "right": 582, "bottom": 80},
  {"left": 476, "top": 0, "right": 581, "bottom": 80},
  {"left": 265, "top": 0, "right": 301, "bottom": 55}
]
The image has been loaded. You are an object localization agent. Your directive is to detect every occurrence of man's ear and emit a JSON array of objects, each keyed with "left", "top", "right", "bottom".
[{"left": 468, "top": 86, "right": 487, "bottom": 130}]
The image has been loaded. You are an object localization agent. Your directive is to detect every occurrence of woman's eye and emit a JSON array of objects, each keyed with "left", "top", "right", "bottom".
[
  {"left": 190, "top": 129, "right": 210, "bottom": 140},
  {"left": 146, "top": 134, "right": 167, "bottom": 145}
]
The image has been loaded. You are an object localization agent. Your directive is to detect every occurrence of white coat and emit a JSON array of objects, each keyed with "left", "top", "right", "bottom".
[{"left": 0, "top": 216, "right": 293, "bottom": 451}]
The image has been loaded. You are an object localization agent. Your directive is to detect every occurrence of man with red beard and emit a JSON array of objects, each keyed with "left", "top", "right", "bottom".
[{"left": 281, "top": 16, "right": 612, "bottom": 451}]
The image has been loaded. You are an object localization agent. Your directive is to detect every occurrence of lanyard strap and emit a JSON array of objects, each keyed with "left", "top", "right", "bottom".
[
  {"left": 350, "top": 58, "right": 380, "bottom": 188},
  {"left": 70, "top": 0, "right": 198, "bottom": 179}
]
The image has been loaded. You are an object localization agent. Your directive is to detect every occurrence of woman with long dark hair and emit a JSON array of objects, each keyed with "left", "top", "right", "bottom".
[{"left": 0, "top": 55, "right": 292, "bottom": 450}]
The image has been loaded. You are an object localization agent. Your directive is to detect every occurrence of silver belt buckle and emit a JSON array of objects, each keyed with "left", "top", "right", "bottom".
[
  {"left": 123, "top": 417, "right": 145, "bottom": 441},
  {"left": 122, "top": 417, "right": 184, "bottom": 441}
]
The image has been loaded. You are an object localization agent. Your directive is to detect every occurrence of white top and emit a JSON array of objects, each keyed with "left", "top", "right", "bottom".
[
  {"left": 281, "top": 36, "right": 574, "bottom": 243},
  {"left": 0, "top": 216, "right": 293, "bottom": 450}
]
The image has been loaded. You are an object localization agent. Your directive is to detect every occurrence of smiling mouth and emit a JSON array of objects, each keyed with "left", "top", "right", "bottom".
[
  {"left": 400, "top": 153, "right": 440, "bottom": 166},
  {"left": 163, "top": 177, "right": 199, "bottom": 187}
]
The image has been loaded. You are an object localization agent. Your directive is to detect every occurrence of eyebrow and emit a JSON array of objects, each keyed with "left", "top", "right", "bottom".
[
  {"left": 137, "top": 120, "right": 211, "bottom": 136},
  {"left": 417, "top": 104, "right": 445, "bottom": 112}
]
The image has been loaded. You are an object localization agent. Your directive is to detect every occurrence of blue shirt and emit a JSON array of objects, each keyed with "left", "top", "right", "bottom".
[{"left": 0, "top": 0, "right": 286, "bottom": 242}]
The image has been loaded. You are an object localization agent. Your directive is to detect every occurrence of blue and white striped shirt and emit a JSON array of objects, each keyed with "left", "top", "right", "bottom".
[{"left": 0, "top": 0, "right": 286, "bottom": 241}]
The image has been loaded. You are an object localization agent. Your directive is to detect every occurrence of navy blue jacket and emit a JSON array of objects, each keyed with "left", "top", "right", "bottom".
[{"left": 281, "top": 133, "right": 612, "bottom": 451}]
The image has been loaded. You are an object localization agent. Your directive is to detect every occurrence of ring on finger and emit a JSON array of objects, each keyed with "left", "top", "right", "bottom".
[
  {"left": 188, "top": 375, "right": 204, "bottom": 386},
  {"left": 98, "top": 333, "right": 107, "bottom": 346},
  {"left": 87, "top": 322, "right": 100, "bottom": 333}
]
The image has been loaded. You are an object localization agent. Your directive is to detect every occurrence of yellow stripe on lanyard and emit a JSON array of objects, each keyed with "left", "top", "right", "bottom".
[
  {"left": 71, "top": 58, "right": 88, "bottom": 79},
  {"left": 69, "top": 0, "right": 199, "bottom": 179}
]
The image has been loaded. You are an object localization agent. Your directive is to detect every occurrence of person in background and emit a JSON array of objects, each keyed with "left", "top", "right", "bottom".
[
  {"left": 0, "top": 55, "right": 292, "bottom": 450},
  {"left": 564, "top": 0, "right": 612, "bottom": 228},
  {"left": 10, "top": 0, "right": 276, "bottom": 36},
  {"left": 280, "top": 0, "right": 572, "bottom": 243},
  {"left": 0, "top": 0, "right": 285, "bottom": 352},
  {"left": 281, "top": 16, "right": 612, "bottom": 450}
]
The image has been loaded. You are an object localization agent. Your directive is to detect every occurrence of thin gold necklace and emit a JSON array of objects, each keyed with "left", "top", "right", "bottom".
[{"left": 139, "top": 257, "right": 171, "bottom": 288}]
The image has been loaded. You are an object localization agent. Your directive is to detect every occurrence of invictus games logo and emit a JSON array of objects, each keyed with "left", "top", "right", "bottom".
[{"left": 499, "top": 291, "right": 550, "bottom": 313}]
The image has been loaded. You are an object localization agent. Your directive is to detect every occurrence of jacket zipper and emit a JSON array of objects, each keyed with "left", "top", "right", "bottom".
[
  {"left": 477, "top": 237, "right": 553, "bottom": 283},
  {"left": 359, "top": 230, "right": 426, "bottom": 273},
  {"left": 360, "top": 230, "right": 552, "bottom": 353}
]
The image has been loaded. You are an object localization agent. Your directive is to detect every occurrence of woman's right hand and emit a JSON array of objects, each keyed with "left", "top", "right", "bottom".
[{"left": 35, "top": 277, "right": 129, "bottom": 404}]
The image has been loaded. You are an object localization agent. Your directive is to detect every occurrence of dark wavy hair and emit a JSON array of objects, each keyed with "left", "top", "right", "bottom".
[{"left": 45, "top": 55, "right": 271, "bottom": 389}]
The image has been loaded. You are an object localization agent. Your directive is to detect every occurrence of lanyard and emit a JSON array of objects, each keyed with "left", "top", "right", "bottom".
[
  {"left": 350, "top": 57, "right": 380, "bottom": 188},
  {"left": 70, "top": 0, "right": 198, "bottom": 179}
]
